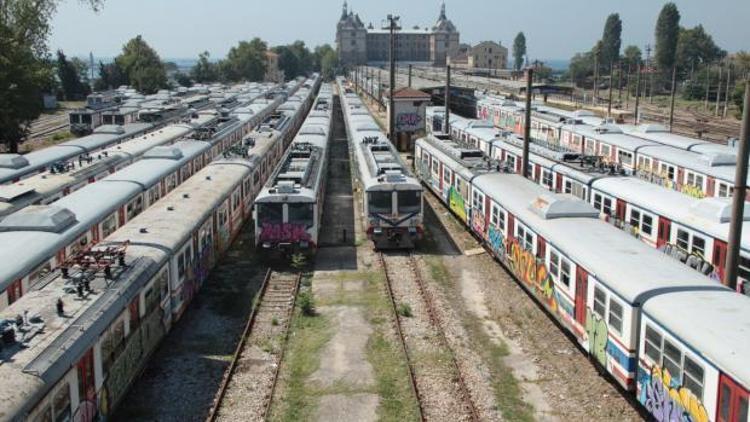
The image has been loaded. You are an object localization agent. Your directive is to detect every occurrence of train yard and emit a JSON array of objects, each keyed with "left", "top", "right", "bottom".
[{"left": 0, "top": 71, "right": 748, "bottom": 422}]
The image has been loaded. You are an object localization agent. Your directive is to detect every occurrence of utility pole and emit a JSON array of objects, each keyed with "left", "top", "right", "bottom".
[
  {"left": 444, "top": 65, "right": 451, "bottom": 135},
  {"left": 370, "top": 67, "right": 374, "bottom": 98},
  {"left": 593, "top": 52, "right": 599, "bottom": 106},
  {"left": 645, "top": 44, "right": 653, "bottom": 104},
  {"left": 723, "top": 65, "right": 732, "bottom": 119},
  {"left": 523, "top": 68, "right": 533, "bottom": 179},
  {"left": 704, "top": 63, "right": 712, "bottom": 110},
  {"left": 716, "top": 64, "right": 723, "bottom": 116},
  {"left": 669, "top": 65, "right": 677, "bottom": 132},
  {"left": 408, "top": 64, "right": 412, "bottom": 88},
  {"left": 635, "top": 63, "right": 642, "bottom": 124},
  {"left": 618, "top": 60, "right": 623, "bottom": 103},
  {"left": 387, "top": 14, "right": 398, "bottom": 143},
  {"left": 625, "top": 64, "right": 631, "bottom": 109},
  {"left": 724, "top": 81, "right": 750, "bottom": 291},
  {"left": 378, "top": 68, "right": 382, "bottom": 109},
  {"left": 607, "top": 63, "right": 614, "bottom": 118}
]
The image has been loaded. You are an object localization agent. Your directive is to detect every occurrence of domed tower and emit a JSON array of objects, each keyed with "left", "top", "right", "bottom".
[
  {"left": 336, "top": 2, "right": 367, "bottom": 66},
  {"left": 430, "top": 2, "right": 460, "bottom": 66}
]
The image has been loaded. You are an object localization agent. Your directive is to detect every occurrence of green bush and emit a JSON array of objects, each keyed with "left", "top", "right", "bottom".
[
  {"left": 299, "top": 291, "right": 316, "bottom": 316},
  {"left": 397, "top": 302, "right": 412, "bottom": 318}
]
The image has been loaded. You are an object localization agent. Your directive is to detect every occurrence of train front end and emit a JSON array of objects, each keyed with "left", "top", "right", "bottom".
[{"left": 365, "top": 175, "right": 424, "bottom": 249}]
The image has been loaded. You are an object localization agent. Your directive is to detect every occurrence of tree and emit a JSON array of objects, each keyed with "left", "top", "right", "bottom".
[
  {"left": 114, "top": 35, "right": 167, "bottom": 94},
  {"left": 676, "top": 25, "right": 726, "bottom": 73},
  {"left": 273, "top": 45, "right": 301, "bottom": 80},
  {"left": 219, "top": 38, "right": 267, "bottom": 82},
  {"left": 512, "top": 32, "right": 526, "bottom": 71},
  {"left": 94, "top": 60, "right": 127, "bottom": 91},
  {"left": 57, "top": 50, "right": 89, "bottom": 100},
  {"left": 314, "top": 44, "right": 338, "bottom": 80},
  {"left": 191, "top": 51, "right": 218, "bottom": 83},
  {"left": 174, "top": 72, "right": 192, "bottom": 87},
  {"left": 622, "top": 45, "right": 642, "bottom": 68},
  {"left": 0, "top": 0, "right": 102, "bottom": 153},
  {"left": 566, "top": 51, "right": 596, "bottom": 87},
  {"left": 655, "top": 2, "right": 681, "bottom": 70},
  {"left": 600, "top": 13, "right": 622, "bottom": 67}
]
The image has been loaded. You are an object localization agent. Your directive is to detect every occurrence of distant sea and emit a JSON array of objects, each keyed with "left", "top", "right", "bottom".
[{"left": 84, "top": 56, "right": 198, "bottom": 75}]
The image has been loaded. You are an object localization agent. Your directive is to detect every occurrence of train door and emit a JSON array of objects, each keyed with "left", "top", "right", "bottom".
[
  {"left": 536, "top": 236, "right": 546, "bottom": 260},
  {"left": 507, "top": 214, "right": 515, "bottom": 245},
  {"left": 713, "top": 240, "right": 728, "bottom": 283},
  {"left": 118, "top": 207, "right": 126, "bottom": 227},
  {"left": 657, "top": 216, "right": 672, "bottom": 248},
  {"left": 615, "top": 199, "right": 626, "bottom": 222},
  {"left": 75, "top": 349, "right": 97, "bottom": 421},
  {"left": 707, "top": 177, "right": 716, "bottom": 197},
  {"left": 555, "top": 173, "right": 563, "bottom": 193},
  {"left": 718, "top": 374, "right": 749, "bottom": 422},
  {"left": 574, "top": 267, "right": 588, "bottom": 326},
  {"left": 533, "top": 165, "right": 541, "bottom": 183}
]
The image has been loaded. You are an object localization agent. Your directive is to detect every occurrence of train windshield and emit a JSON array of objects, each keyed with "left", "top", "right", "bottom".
[
  {"left": 397, "top": 190, "right": 421, "bottom": 214},
  {"left": 368, "top": 191, "right": 392, "bottom": 214},
  {"left": 288, "top": 203, "right": 314, "bottom": 227},
  {"left": 257, "top": 203, "right": 283, "bottom": 224}
]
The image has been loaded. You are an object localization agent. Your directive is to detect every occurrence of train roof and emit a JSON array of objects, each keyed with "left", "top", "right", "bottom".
[
  {"left": 642, "top": 290, "right": 750, "bottom": 387},
  {"left": 416, "top": 135, "right": 495, "bottom": 181},
  {"left": 0, "top": 123, "right": 154, "bottom": 184},
  {"left": 102, "top": 141, "right": 211, "bottom": 187},
  {"left": 637, "top": 145, "right": 738, "bottom": 183},
  {"left": 562, "top": 123, "right": 656, "bottom": 152},
  {"left": 471, "top": 173, "right": 722, "bottom": 303},
  {"left": 0, "top": 182, "right": 139, "bottom": 292},
  {"left": 591, "top": 177, "right": 750, "bottom": 252}
]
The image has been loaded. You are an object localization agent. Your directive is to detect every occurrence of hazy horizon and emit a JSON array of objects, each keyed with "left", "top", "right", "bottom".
[{"left": 50, "top": 0, "right": 750, "bottom": 64}]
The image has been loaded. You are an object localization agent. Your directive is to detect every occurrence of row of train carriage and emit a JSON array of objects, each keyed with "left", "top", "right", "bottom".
[
  {"left": 338, "top": 78, "right": 424, "bottom": 249},
  {"left": 426, "top": 107, "right": 750, "bottom": 295},
  {"left": 473, "top": 95, "right": 744, "bottom": 201},
  {"left": 0, "top": 82, "right": 271, "bottom": 186},
  {"left": 0, "top": 75, "right": 322, "bottom": 421},
  {"left": 254, "top": 84, "right": 335, "bottom": 251},
  {"left": 0, "top": 80, "right": 303, "bottom": 310},
  {"left": 414, "top": 131, "right": 750, "bottom": 422}
]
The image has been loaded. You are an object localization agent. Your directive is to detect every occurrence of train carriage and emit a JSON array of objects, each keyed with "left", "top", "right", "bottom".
[
  {"left": 339, "top": 79, "right": 423, "bottom": 249},
  {"left": 254, "top": 85, "right": 333, "bottom": 252}
]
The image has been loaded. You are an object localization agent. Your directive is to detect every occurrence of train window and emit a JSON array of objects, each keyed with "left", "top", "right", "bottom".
[
  {"left": 542, "top": 170, "right": 553, "bottom": 188},
  {"left": 397, "top": 191, "right": 421, "bottom": 214},
  {"left": 629, "top": 209, "right": 641, "bottom": 228},
  {"left": 102, "top": 214, "right": 117, "bottom": 237},
  {"left": 593, "top": 286, "right": 606, "bottom": 318},
  {"left": 472, "top": 190, "right": 484, "bottom": 213},
  {"left": 602, "top": 197, "right": 613, "bottom": 216},
  {"left": 517, "top": 225, "right": 534, "bottom": 251},
  {"left": 644, "top": 325, "right": 663, "bottom": 363},
  {"left": 258, "top": 203, "right": 284, "bottom": 224},
  {"left": 549, "top": 250, "right": 560, "bottom": 278},
  {"left": 641, "top": 214, "right": 653, "bottom": 236},
  {"left": 608, "top": 299, "right": 623, "bottom": 335},
  {"left": 738, "top": 256, "right": 750, "bottom": 286},
  {"left": 148, "top": 186, "right": 160, "bottom": 204},
  {"left": 677, "top": 229, "right": 690, "bottom": 250},
  {"left": 738, "top": 396, "right": 748, "bottom": 421},
  {"left": 599, "top": 144, "right": 611, "bottom": 157},
  {"left": 659, "top": 163, "right": 676, "bottom": 181},
  {"left": 662, "top": 339, "right": 683, "bottom": 382},
  {"left": 692, "top": 235, "right": 706, "bottom": 257},
  {"left": 683, "top": 355, "right": 705, "bottom": 398},
  {"left": 720, "top": 384, "right": 732, "bottom": 421},
  {"left": 288, "top": 203, "right": 314, "bottom": 227},
  {"left": 718, "top": 182, "right": 733, "bottom": 197},
  {"left": 443, "top": 167, "right": 451, "bottom": 184},
  {"left": 560, "top": 258, "right": 571, "bottom": 287},
  {"left": 618, "top": 150, "right": 633, "bottom": 166},
  {"left": 431, "top": 158, "right": 440, "bottom": 177},
  {"left": 52, "top": 383, "right": 71, "bottom": 421},
  {"left": 490, "top": 204, "right": 501, "bottom": 227},
  {"left": 593, "top": 193, "right": 603, "bottom": 211},
  {"left": 178, "top": 254, "right": 186, "bottom": 279}
]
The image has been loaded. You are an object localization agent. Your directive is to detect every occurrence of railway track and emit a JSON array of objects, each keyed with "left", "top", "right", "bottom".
[
  {"left": 206, "top": 269, "right": 301, "bottom": 422},
  {"left": 379, "top": 251, "right": 480, "bottom": 422}
]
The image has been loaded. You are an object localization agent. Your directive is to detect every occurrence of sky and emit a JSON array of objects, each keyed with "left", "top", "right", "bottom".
[{"left": 50, "top": 0, "right": 750, "bottom": 62}]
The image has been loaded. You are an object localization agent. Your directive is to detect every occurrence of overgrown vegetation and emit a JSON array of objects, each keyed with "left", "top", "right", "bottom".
[
  {"left": 397, "top": 302, "right": 412, "bottom": 318},
  {"left": 298, "top": 291, "right": 316, "bottom": 316}
]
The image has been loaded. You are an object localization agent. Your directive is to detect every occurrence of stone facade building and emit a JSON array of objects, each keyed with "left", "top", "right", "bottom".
[{"left": 336, "top": 2, "right": 459, "bottom": 67}]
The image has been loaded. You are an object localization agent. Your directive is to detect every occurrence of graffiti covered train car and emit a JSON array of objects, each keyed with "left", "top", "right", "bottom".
[{"left": 415, "top": 133, "right": 750, "bottom": 422}]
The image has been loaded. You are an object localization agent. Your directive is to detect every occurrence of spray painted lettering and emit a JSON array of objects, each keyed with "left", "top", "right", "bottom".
[
  {"left": 487, "top": 226, "right": 505, "bottom": 256},
  {"left": 260, "top": 222, "right": 311, "bottom": 243},
  {"left": 636, "top": 167, "right": 707, "bottom": 199},
  {"left": 640, "top": 366, "right": 709, "bottom": 422},
  {"left": 396, "top": 112, "right": 423, "bottom": 131},
  {"left": 506, "top": 238, "right": 558, "bottom": 313},
  {"left": 585, "top": 310, "right": 608, "bottom": 367},
  {"left": 449, "top": 186, "right": 468, "bottom": 223},
  {"left": 471, "top": 208, "right": 486, "bottom": 236}
]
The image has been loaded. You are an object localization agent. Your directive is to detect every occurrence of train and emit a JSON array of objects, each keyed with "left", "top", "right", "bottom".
[
  {"left": 338, "top": 78, "right": 424, "bottom": 249},
  {"left": 0, "top": 80, "right": 307, "bottom": 309},
  {"left": 254, "top": 83, "right": 334, "bottom": 252},
  {"left": 427, "top": 107, "right": 750, "bottom": 294},
  {"left": 0, "top": 74, "right": 321, "bottom": 421},
  {"left": 473, "top": 96, "right": 744, "bottom": 201},
  {"left": 414, "top": 132, "right": 750, "bottom": 422}
]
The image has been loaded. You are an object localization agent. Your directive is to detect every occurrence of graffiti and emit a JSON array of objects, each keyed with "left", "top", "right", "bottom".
[
  {"left": 636, "top": 167, "right": 706, "bottom": 199},
  {"left": 487, "top": 225, "right": 505, "bottom": 256},
  {"left": 448, "top": 187, "right": 467, "bottom": 223},
  {"left": 396, "top": 112, "right": 423, "bottom": 131},
  {"left": 506, "top": 238, "right": 557, "bottom": 312},
  {"left": 585, "top": 310, "right": 608, "bottom": 367},
  {"left": 640, "top": 366, "right": 709, "bottom": 422},
  {"left": 471, "top": 209, "right": 486, "bottom": 236},
  {"left": 659, "top": 243, "right": 720, "bottom": 281},
  {"left": 260, "top": 222, "right": 311, "bottom": 243}
]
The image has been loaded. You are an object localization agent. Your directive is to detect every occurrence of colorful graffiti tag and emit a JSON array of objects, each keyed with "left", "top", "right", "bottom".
[
  {"left": 471, "top": 208, "right": 486, "bottom": 236},
  {"left": 506, "top": 238, "right": 558, "bottom": 313},
  {"left": 659, "top": 243, "right": 721, "bottom": 282},
  {"left": 260, "top": 222, "right": 311, "bottom": 243},
  {"left": 448, "top": 187, "right": 467, "bottom": 223},
  {"left": 487, "top": 225, "right": 504, "bottom": 256},
  {"left": 585, "top": 310, "right": 608, "bottom": 367},
  {"left": 636, "top": 167, "right": 707, "bottom": 199},
  {"left": 396, "top": 112, "right": 423, "bottom": 131},
  {"left": 639, "top": 366, "right": 709, "bottom": 422}
]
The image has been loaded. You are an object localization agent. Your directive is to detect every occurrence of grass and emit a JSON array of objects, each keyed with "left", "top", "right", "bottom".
[
  {"left": 397, "top": 302, "right": 412, "bottom": 318},
  {"left": 51, "top": 131, "right": 74, "bottom": 141},
  {"left": 270, "top": 306, "right": 332, "bottom": 422}
]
